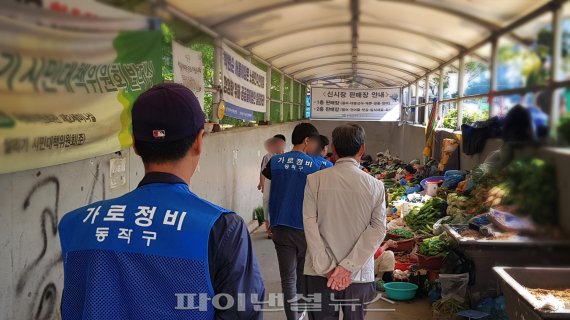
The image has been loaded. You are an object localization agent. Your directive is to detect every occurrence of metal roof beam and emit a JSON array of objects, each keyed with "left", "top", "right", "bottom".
[
  {"left": 359, "top": 22, "right": 466, "bottom": 51},
  {"left": 303, "top": 69, "right": 407, "bottom": 85},
  {"left": 210, "top": 0, "right": 332, "bottom": 29},
  {"left": 167, "top": 4, "right": 287, "bottom": 73},
  {"left": 280, "top": 53, "right": 431, "bottom": 73},
  {"left": 311, "top": 74, "right": 383, "bottom": 85},
  {"left": 320, "top": 79, "right": 345, "bottom": 88},
  {"left": 243, "top": 22, "right": 466, "bottom": 52},
  {"left": 350, "top": 0, "right": 360, "bottom": 79},
  {"left": 375, "top": 1, "right": 528, "bottom": 47},
  {"left": 267, "top": 40, "right": 445, "bottom": 64},
  {"left": 291, "top": 61, "right": 420, "bottom": 80},
  {"left": 349, "top": 76, "right": 386, "bottom": 88},
  {"left": 376, "top": 0, "right": 500, "bottom": 31},
  {"left": 309, "top": 74, "right": 392, "bottom": 87},
  {"left": 434, "top": 0, "right": 568, "bottom": 72}
]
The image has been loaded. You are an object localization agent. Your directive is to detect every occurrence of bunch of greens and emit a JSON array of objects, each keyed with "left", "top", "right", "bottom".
[
  {"left": 253, "top": 207, "right": 265, "bottom": 226},
  {"left": 388, "top": 228, "right": 415, "bottom": 240},
  {"left": 418, "top": 235, "right": 450, "bottom": 257},
  {"left": 388, "top": 186, "right": 407, "bottom": 202},
  {"left": 502, "top": 158, "right": 558, "bottom": 225},
  {"left": 404, "top": 197, "right": 447, "bottom": 232},
  {"left": 558, "top": 115, "right": 570, "bottom": 146},
  {"left": 383, "top": 179, "right": 397, "bottom": 190}
]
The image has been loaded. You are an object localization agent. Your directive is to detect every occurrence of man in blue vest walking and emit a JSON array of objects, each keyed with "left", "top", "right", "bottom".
[
  {"left": 58, "top": 83, "right": 264, "bottom": 319},
  {"left": 312, "top": 135, "right": 334, "bottom": 170},
  {"left": 262, "top": 123, "right": 321, "bottom": 320}
]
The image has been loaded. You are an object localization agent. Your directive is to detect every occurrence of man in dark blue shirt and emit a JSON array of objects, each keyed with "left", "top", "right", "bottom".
[
  {"left": 262, "top": 123, "right": 321, "bottom": 320},
  {"left": 312, "top": 135, "right": 334, "bottom": 170},
  {"left": 59, "top": 83, "right": 264, "bottom": 320}
]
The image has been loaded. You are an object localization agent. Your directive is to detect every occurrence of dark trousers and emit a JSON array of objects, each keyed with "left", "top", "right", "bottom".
[
  {"left": 272, "top": 226, "right": 307, "bottom": 320},
  {"left": 306, "top": 276, "right": 376, "bottom": 320}
]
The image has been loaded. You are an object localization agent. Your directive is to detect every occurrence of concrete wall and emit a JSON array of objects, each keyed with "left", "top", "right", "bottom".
[
  {"left": 312, "top": 121, "right": 505, "bottom": 171},
  {"left": 460, "top": 138, "right": 504, "bottom": 171},
  {"left": 311, "top": 121, "right": 426, "bottom": 162},
  {"left": 0, "top": 122, "right": 298, "bottom": 320}
]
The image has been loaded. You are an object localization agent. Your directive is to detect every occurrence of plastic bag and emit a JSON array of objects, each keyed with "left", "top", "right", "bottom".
[
  {"left": 441, "top": 170, "right": 465, "bottom": 189},
  {"left": 432, "top": 216, "right": 452, "bottom": 235},
  {"left": 387, "top": 218, "right": 406, "bottom": 231},
  {"left": 439, "top": 273, "right": 469, "bottom": 303}
]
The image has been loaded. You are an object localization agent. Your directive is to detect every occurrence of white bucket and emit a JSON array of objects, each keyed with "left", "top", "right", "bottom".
[{"left": 426, "top": 181, "right": 439, "bottom": 197}]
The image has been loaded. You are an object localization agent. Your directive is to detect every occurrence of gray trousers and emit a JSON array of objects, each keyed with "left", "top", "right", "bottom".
[
  {"left": 306, "top": 276, "right": 376, "bottom": 320},
  {"left": 271, "top": 226, "right": 307, "bottom": 320}
]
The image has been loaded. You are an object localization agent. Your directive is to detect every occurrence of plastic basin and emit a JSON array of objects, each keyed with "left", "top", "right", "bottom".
[
  {"left": 392, "top": 238, "right": 416, "bottom": 253},
  {"left": 494, "top": 267, "right": 570, "bottom": 319},
  {"left": 384, "top": 282, "right": 418, "bottom": 301},
  {"left": 420, "top": 176, "right": 445, "bottom": 190},
  {"left": 417, "top": 253, "right": 445, "bottom": 270}
]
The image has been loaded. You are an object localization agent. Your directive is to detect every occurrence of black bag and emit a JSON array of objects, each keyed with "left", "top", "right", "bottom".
[
  {"left": 503, "top": 104, "right": 536, "bottom": 145},
  {"left": 441, "top": 249, "right": 476, "bottom": 286},
  {"left": 461, "top": 117, "right": 501, "bottom": 155}
]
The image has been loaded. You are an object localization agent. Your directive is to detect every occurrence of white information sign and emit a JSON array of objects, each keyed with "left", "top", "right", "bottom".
[
  {"left": 310, "top": 87, "right": 401, "bottom": 121},
  {"left": 172, "top": 41, "right": 205, "bottom": 109},
  {"left": 221, "top": 43, "right": 266, "bottom": 120}
]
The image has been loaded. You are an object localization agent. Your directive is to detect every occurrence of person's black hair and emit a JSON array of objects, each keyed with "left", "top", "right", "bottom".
[
  {"left": 318, "top": 135, "right": 330, "bottom": 152},
  {"left": 361, "top": 154, "right": 373, "bottom": 163},
  {"left": 274, "top": 134, "right": 286, "bottom": 142},
  {"left": 135, "top": 136, "right": 196, "bottom": 164},
  {"left": 332, "top": 124, "right": 366, "bottom": 158},
  {"left": 404, "top": 164, "right": 416, "bottom": 174},
  {"left": 291, "top": 123, "right": 319, "bottom": 145}
]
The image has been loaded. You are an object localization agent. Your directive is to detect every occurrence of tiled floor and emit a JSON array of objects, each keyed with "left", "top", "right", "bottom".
[{"left": 251, "top": 228, "right": 433, "bottom": 319}]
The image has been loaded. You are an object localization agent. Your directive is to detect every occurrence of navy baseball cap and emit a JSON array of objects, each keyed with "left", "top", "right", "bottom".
[{"left": 132, "top": 83, "right": 205, "bottom": 143}]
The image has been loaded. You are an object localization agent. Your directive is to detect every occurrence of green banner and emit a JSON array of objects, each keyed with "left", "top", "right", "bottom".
[{"left": 0, "top": 15, "right": 162, "bottom": 174}]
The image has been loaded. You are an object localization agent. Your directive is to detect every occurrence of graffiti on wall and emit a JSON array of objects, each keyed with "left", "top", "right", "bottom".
[{"left": 8, "top": 161, "right": 106, "bottom": 320}]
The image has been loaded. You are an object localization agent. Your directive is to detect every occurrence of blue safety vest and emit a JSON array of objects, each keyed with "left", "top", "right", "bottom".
[
  {"left": 312, "top": 155, "right": 334, "bottom": 170},
  {"left": 269, "top": 151, "right": 319, "bottom": 230},
  {"left": 59, "top": 182, "right": 228, "bottom": 319}
]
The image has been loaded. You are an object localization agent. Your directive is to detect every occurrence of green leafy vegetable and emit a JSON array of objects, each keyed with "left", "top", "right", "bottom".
[
  {"left": 418, "top": 235, "right": 449, "bottom": 256},
  {"left": 389, "top": 228, "right": 414, "bottom": 239},
  {"left": 404, "top": 198, "right": 447, "bottom": 232}
]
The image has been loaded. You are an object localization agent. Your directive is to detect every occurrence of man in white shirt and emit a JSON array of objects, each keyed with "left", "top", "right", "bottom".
[{"left": 303, "top": 124, "right": 387, "bottom": 320}]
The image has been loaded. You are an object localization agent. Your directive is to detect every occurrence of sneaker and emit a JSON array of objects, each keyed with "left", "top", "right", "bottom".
[{"left": 375, "top": 279, "right": 386, "bottom": 292}]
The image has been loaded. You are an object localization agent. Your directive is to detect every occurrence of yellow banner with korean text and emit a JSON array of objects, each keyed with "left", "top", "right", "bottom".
[{"left": 0, "top": 14, "right": 162, "bottom": 174}]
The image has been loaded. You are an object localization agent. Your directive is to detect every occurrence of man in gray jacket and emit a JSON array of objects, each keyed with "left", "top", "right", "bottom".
[{"left": 303, "top": 124, "right": 386, "bottom": 320}]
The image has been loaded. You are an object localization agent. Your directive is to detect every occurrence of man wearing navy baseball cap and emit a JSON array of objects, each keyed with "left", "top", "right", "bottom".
[{"left": 58, "top": 83, "right": 265, "bottom": 320}]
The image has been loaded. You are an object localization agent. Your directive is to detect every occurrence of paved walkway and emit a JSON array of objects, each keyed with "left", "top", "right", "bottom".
[{"left": 251, "top": 228, "right": 432, "bottom": 319}]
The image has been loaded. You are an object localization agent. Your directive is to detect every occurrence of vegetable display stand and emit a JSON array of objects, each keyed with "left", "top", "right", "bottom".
[
  {"left": 445, "top": 224, "right": 570, "bottom": 306},
  {"left": 494, "top": 267, "right": 570, "bottom": 320},
  {"left": 392, "top": 238, "right": 416, "bottom": 253},
  {"left": 417, "top": 253, "right": 445, "bottom": 270}
]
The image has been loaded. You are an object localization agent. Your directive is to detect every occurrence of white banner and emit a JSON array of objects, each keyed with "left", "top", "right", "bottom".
[
  {"left": 0, "top": 14, "right": 162, "bottom": 174},
  {"left": 172, "top": 41, "right": 205, "bottom": 109},
  {"left": 221, "top": 43, "right": 266, "bottom": 120},
  {"left": 310, "top": 87, "right": 401, "bottom": 121}
]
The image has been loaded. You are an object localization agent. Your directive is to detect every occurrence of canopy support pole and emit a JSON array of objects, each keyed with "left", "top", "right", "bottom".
[
  {"left": 280, "top": 73, "right": 285, "bottom": 122},
  {"left": 438, "top": 67, "right": 444, "bottom": 121},
  {"left": 550, "top": 1, "right": 563, "bottom": 137},
  {"left": 266, "top": 67, "right": 272, "bottom": 122},
  {"left": 489, "top": 37, "right": 499, "bottom": 118},
  {"left": 212, "top": 37, "right": 222, "bottom": 123},
  {"left": 457, "top": 55, "right": 465, "bottom": 130},
  {"left": 290, "top": 77, "right": 294, "bottom": 121},
  {"left": 414, "top": 81, "right": 420, "bottom": 124},
  {"left": 424, "top": 74, "right": 430, "bottom": 125}
]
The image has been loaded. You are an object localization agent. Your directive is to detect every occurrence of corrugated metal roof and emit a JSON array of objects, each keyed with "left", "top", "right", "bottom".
[{"left": 165, "top": 0, "right": 555, "bottom": 88}]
